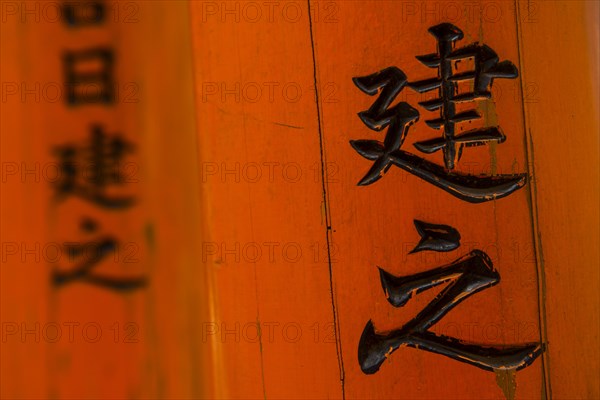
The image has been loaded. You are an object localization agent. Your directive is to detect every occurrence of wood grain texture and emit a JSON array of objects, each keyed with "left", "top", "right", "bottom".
[
  {"left": 517, "top": 1, "right": 600, "bottom": 398},
  {"left": 310, "top": 1, "right": 543, "bottom": 398},
  {"left": 1, "top": 0, "right": 597, "bottom": 399},
  {"left": 189, "top": 2, "right": 343, "bottom": 398}
]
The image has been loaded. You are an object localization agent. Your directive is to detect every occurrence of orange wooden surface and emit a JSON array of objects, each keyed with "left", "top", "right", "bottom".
[
  {"left": 1, "top": 1, "right": 598, "bottom": 399},
  {"left": 517, "top": 1, "right": 599, "bottom": 398},
  {"left": 311, "top": 1, "right": 542, "bottom": 398},
  {"left": 189, "top": 2, "right": 342, "bottom": 397},
  {"left": 1, "top": 1, "right": 212, "bottom": 398},
  {"left": 189, "top": 0, "right": 598, "bottom": 398}
]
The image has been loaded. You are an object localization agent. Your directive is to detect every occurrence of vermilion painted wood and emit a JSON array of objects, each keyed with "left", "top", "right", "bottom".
[
  {"left": 190, "top": 1, "right": 597, "bottom": 399},
  {"left": 1, "top": 2, "right": 212, "bottom": 399},
  {"left": 309, "top": 1, "right": 542, "bottom": 399},
  {"left": 1, "top": 1, "right": 598, "bottom": 399},
  {"left": 189, "top": 2, "right": 343, "bottom": 398},
  {"left": 1, "top": 5, "right": 52, "bottom": 398},
  {"left": 518, "top": 2, "right": 599, "bottom": 398}
]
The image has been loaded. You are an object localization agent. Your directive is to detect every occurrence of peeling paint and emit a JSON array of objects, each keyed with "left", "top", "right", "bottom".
[{"left": 495, "top": 367, "right": 517, "bottom": 400}]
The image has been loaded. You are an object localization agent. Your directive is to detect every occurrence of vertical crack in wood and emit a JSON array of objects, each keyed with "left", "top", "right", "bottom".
[
  {"left": 514, "top": 1, "right": 552, "bottom": 398},
  {"left": 307, "top": 1, "right": 346, "bottom": 398}
]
